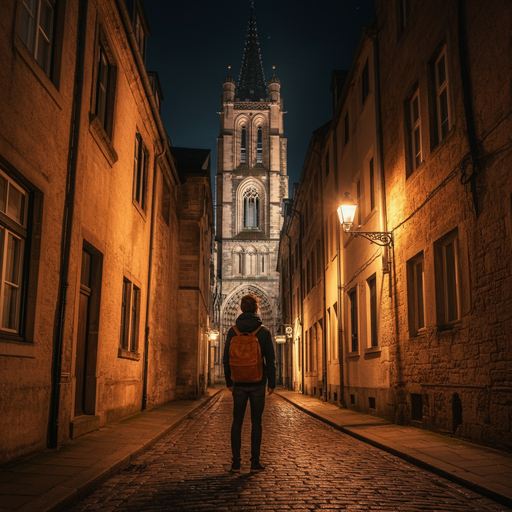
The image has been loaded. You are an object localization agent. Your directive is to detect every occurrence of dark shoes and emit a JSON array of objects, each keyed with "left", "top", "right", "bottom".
[
  {"left": 230, "top": 460, "right": 241, "bottom": 472},
  {"left": 250, "top": 461, "right": 265, "bottom": 472}
]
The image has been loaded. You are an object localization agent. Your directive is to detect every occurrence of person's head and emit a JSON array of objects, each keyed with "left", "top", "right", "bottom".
[{"left": 240, "top": 294, "right": 259, "bottom": 313}]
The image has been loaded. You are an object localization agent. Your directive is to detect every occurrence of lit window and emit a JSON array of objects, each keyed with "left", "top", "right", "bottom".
[
  {"left": 435, "top": 48, "right": 451, "bottom": 143},
  {"left": 133, "top": 133, "right": 148, "bottom": 211},
  {"left": 120, "top": 278, "right": 140, "bottom": 353},
  {"left": 407, "top": 252, "right": 426, "bottom": 335},
  {"left": 20, "top": 0, "right": 55, "bottom": 76},
  {"left": 410, "top": 90, "right": 422, "bottom": 172}
]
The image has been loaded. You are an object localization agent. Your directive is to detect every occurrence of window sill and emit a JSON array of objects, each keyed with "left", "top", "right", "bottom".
[
  {"left": 89, "top": 114, "right": 118, "bottom": 166},
  {"left": 347, "top": 351, "right": 360, "bottom": 359},
  {"left": 437, "top": 321, "right": 461, "bottom": 333},
  {"left": 0, "top": 338, "right": 36, "bottom": 358},
  {"left": 364, "top": 346, "right": 381, "bottom": 355},
  {"left": 118, "top": 348, "right": 140, "bottom": 361}
]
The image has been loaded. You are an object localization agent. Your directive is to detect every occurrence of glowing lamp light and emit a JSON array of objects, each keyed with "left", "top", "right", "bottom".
[{"left": 337, "top": 192, "right": 357, "bottom": 232}]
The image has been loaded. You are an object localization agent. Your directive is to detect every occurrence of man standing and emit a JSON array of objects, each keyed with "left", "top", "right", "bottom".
[{"left": 223, "top": 294, "right": 276, "bottom": 473}]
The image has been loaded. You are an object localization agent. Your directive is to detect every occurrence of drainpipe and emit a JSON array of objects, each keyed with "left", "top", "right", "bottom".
[
  {"left": 332, "top": 126, "right": 345, "bottom": 408},
  {"left": 319, "top": 160, "right": 328, "bottom": 402},
  {"left": 283, "top": 230, "right": 294, "bottom": 389},
  {"left": 142, "top": 144, "right": 166, "bottom": 411},
  {"left": 297, "top": 209, "right": 305, "bottom": 394},
  {"left": 48, "top": 0, "right": 89, "bottom": 449},
  {"left": 369, "top": 30, "right": 392, "bottom": 293}
]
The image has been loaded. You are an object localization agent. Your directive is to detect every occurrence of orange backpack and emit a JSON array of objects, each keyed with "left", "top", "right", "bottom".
[{"left": 229, "top": 325, "right": 263, "bottom": 383}]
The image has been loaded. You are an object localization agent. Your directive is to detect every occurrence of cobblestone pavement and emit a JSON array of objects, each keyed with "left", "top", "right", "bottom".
[{"left": 68, "top": 392, "right": 511, "bottom": 511}]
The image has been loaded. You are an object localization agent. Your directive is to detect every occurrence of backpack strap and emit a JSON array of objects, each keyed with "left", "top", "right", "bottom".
[
  {"left": 251, "top": 325, "right": 263, "bottom": 336},
  {"left": 233, "top": 325, "right": 242, "bottom": 336}
]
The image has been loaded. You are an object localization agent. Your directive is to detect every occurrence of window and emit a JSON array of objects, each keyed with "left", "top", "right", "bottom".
[
  {"left": 238, "top": 253, "right": 243, "bottom": 275},
  {"left": 356, "top": 180, "right": 361, "bottom": 227},
  {"left": 407, "top": 252, "right": 425, "bottom": 335},
  {"left": 161, "top": 178, "right": 171, "bottom": 226},
  {"left": 243, "top": 187, "right": 259, "bottom": 228},
  {"left": 368, "top": 275, "right": 378, "bottom": 347},
  {"left": 435, "top": 231, "right": 461, "bottom": 326},
  {"left": 119, "top": 278, "right": 140, "bottom": 354},
  {"left": 133, "top": 133, "right": 148, "bottom": 211},
  {"left": 344, "top": 112, "right": 350, "bottom": 145},
  {"left": 94, "top": 39, "right": 117, "bottom": 138},
  {"left": 325, "top": 151, "right": 330, "bottom": 177},
  {"left": 332, "top": 301, "right": 338, "bottom": 359},
  {"left": 261, "top": 255, "right": 265, "bottom": 274},
  {"left": 409, "top": 90, "right": 422, "bottom": 173},
  {"left": 369, "top": 158, "right": 375, "bottom": 211},
  {"left": 411, "top": 394, "right": 423, "bottom": 421},
  {"left": 0, "top": 171, "right": 29, "bottom": 334},
  {"left": 316, "top": 239, "right": 322, "bottom": 279},
  {"left": 349, "top": 289, "right": 358, "bottom": 352},
  {"left": 361, "top": 59, "right": 369, "bottom": 104},
  {"left": 257, "top": 127, "right": 262, "bottom": 164},
  {"left": 134, "top": 4, "right": 147, "bottom": 62},
  {"left": 434, "top": 48, "right": 451, "bottom": 143},
  {"left": 241, "top": 127, "right": 246, "bottom": 164},
  {"left": 20, "top": 0, "right": 55, "bottom": 77}
]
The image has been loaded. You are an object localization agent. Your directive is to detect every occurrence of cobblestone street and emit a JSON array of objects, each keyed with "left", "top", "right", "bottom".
[{"left": 68, "top": 392, "right": 509, "bottom": 511}]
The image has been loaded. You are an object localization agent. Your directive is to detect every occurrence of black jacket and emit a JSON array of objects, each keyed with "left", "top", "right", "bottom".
[{"left": 223, "top": 312, "right": 276, "bottom": 389}]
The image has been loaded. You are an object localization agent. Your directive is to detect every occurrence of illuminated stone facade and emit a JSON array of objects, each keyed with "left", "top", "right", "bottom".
[
  {"left": 279, "top": 0, "right": 512, "bottom": 450},
  {"left": 0, "top": 0, "right": 212, "bottom": 465}
]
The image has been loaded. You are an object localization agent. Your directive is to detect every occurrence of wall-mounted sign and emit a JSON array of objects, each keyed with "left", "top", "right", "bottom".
[{"left": 275, "top": 335, "right": 287, "bottom": 344}]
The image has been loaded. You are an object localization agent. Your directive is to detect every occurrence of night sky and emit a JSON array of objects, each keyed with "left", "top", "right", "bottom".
[{"left": 144, "top": 0, "right": 375, "bottom": 193}]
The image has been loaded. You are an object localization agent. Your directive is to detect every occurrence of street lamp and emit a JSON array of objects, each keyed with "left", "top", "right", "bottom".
[{"left": 337, "top": 192, "right": 393, "bottom": 247}]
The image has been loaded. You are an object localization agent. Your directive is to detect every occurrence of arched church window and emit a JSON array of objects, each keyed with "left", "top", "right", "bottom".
[
  {"left": 243, "top": 187, "right": 259, "bottom": 229},
  {"left": 241, "top": 127, "right": 246, "bottom": 164},
  {"left": 257, "top": 127, "right": 262, "bottom": 163}
]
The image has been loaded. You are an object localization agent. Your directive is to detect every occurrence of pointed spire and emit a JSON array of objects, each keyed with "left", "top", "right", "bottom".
[{"left": 237, "top": 1, "right": 267, "bottom": 101}]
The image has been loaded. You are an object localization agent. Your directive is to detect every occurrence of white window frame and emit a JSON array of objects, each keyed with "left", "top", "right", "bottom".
[
  {"left": 20, "top": 0, "right": 55, "bottom": 77},
  {"left": 435, "top": 48, "right": 451, "bottom": 143}
]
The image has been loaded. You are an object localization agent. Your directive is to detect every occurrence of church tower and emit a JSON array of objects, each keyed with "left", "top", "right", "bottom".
[{"left": 213, "top": 1, "right": 288, "bottom": 357}]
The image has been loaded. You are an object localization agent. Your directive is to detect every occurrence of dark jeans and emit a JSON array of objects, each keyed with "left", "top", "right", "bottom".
[{"left": 231, "top": 385, "right": 266, "bottom": 462}]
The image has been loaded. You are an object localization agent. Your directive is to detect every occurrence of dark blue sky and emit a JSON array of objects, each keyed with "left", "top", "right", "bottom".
[{"left": 144, "top": 0, "right": 375, "bottom": 192}]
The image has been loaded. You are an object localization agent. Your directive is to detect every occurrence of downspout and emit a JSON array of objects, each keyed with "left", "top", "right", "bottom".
[
  {"left": 297, "top": 209, "right": 305, "bottom": 394},
  {"left": 369, "top": 30, "right": 392, "bottom": 293},
  {"left": 332, "top": 126, "right": 345, "bottom": 407},
  {"left": 320, "top": 162, "right": 328, "bottom": 402},
  {"left": 284, "top": 230, "right": 294, "bottom": 390},
  {"left": 457, "top": 0, "right": 480, "bottom": 215},
  {"left": 142, "top": 144, "right": 166, "bottom": 411},
  {"left": 48, "top": 0, "right": 89, "bottom": 449}
]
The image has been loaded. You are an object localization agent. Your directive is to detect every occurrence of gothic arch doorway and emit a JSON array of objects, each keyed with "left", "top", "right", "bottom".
[{"left": 220, "top": 285, "right": 276, "bottom": 341}]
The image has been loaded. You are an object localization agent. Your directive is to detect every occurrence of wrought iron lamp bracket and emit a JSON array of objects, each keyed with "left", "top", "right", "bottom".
[{"left": 353, "top": 231, "right": 394, "bottom": 247}]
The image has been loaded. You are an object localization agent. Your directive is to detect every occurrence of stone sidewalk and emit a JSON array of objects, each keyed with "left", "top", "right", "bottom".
[
  {"left": 278, "top": 390, "right": 512, "bottom": 509},
  {"left": 0, "top": 389, "right": 223, "bottom": 512},
  {"left": 0, "top": 387, "right": 511, "bottom": 511}
]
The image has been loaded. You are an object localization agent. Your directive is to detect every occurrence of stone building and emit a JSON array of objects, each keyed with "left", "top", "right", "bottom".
[
  {"left": 0, "top": 0, "right": 212, "bottom": 465},
  {"left": 278, "top": 0, "right": 512, "bottom": 451},
  {"left": 214, "top": 3, "right": 288, "bottom": 360}
]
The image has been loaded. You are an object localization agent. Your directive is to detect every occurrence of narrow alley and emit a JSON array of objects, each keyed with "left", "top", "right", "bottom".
[{"left": 66, "top": 392, "right": 507, "bottom": 511}]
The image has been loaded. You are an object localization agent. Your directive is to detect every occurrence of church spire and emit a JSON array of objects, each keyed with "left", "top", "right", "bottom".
[{"left": 237, "top": 1, "right": 268, "bottom": 101}]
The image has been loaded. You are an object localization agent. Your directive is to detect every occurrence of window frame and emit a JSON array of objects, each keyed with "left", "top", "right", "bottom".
[
  {"left": 348, "top": 288, "right": 358, "bottom": 353},
  {"left": 133, "top": 132, "right": 148, "bottom": 212},
  {"left": 119, "top": 277, "right": 141, "bottom": 358},
  {"left": 434, "top": 230, "right": 461, "bottom": 328},
  {"left": 367, "top": 274, "right": 378, "bottom": 348},
  {"left": 410, "top": 89, "right": 422, "bottom": 173},
  {"left": 407, "top": 252, "right": 426, "bottom": 336},
  {"left": 20, "top": 0, "right": 55, "bottom": 77},
  {"left": 434, "top": 47, "right": 451, "bottom": 144}
]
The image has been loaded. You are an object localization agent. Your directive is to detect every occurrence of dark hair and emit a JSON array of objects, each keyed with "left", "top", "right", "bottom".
[{"left": 240, "top": 294, "right": 259, "bottom": 313}]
